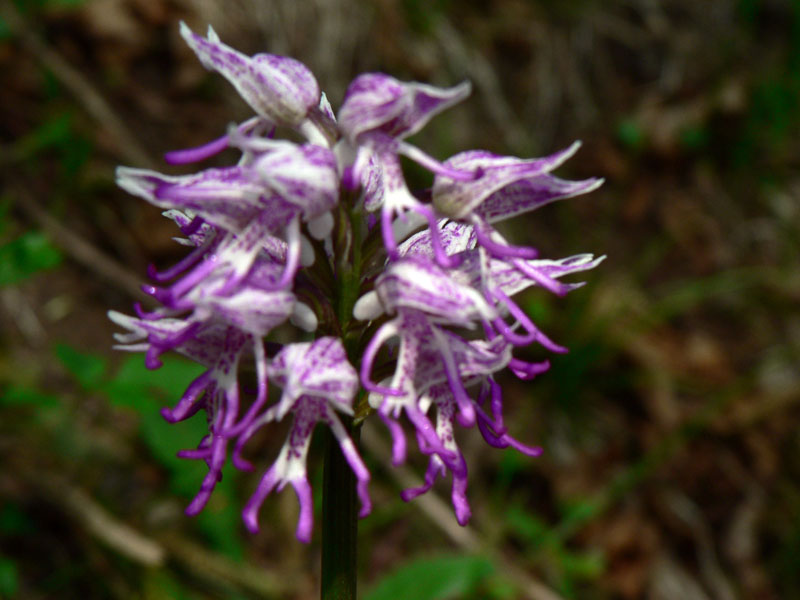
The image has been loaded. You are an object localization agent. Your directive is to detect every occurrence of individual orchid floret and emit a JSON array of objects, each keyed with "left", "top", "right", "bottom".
[
  {"left": 355, "top": 256, "right": 497, "bottom": 327},
  {"left": 336, "top": 74, "right": 478, "bottom": 264},
  {"left": 109, "top": 313, "right": 270, "bottom": 515},
  {"left": 130, "top": 253, "right": 304, "bottom": 364},
  {"left": 432, "top": 143, "right": 603, "bottom": 278},
  {"left": 338, "top": 73, "right": 470, "bottom": 143},
  {"left": 123, "top": 145, "right": 340, "bottom": 306},
  {"left": 361, "top": 309, "right": 512, "bottom": 462},
  {"left": 117, "top": 165, "right": 266, "bottom": 234},
  {"left": 239, "top": 338, "right": 370, "bottom": 543},
  {"left": 403, "top": 377, "right": 544, "bottom": 525},
  {"left": 141, "top": 219, "right": 303, "bottom": 312},
  {"left": 117, "top": 141, "right": 338, "bottom": 236},
  {"left": 403, "top": 385, "right": 471, "bottom": 524},
  {"left": 180, "top": 22, "right": 320, "bottom": 127}
]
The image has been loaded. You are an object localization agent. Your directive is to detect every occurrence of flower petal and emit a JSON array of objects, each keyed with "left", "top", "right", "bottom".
[
  {"left": 338, "top": 73, "right": 471, "bottom": 141},
  {"left": 116, "top": 166, "right": 265, "bottom": 233},
  {"left": 180, "top": 22, "right": 319, "bottom": 126},
  {"left": 255, "top": 143, "right": 339, "bottom": 218},
  {"left": 374, "top": 258, "right": 496, "bottom": 326},
  {"left": 269, "top": 338, "right": 359, "bottom": 418},
  {"left": 433, "top": 142, "right": 603, "bottom": 222},
  {"left": 398, "top": 219, "right": 476, "bottom": 259}
]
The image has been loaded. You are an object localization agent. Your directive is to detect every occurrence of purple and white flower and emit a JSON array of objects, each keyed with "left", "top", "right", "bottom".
[
  {"left": 111, "top": 23, "right": 603, "bottom": 542},
  {"left": 239, "top": 338, "right": 369, "bottom": 543},
  {"left": 180, "top": 23, "right": 320, "bottom": 127}
]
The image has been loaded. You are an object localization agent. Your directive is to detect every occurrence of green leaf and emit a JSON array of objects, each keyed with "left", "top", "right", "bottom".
[
  {"left": 14, "top": 113, "right": 73, "bottom": 158},
  {"left": 506, "top": 506, "right": 550, "bottom": 548},
  {"left": 616, "top": 119, "right": 645, "bottom": 151},
  {"left": 0, "top": 231, "right": 62, "bottom": 286},
  {"left": 142, "top": 569, "right": 193, "bottom": 600},
  {"left": 559, "top": 549, "right": 605, "bottom": 579},
  {"left": 0, "top": 557, "right": 18, "bottom": 598},
  {"left": 0, "top": 503, "right": 36, "bottom": 535},
  {"left": 55, "top": 344, "right": 107, "bottom": 391},
  {"left": 0, "top": 385, "right": 58, "bottom": 408},
  {"left": 365, "top": 554, "right": 494, "bottom": 600}
]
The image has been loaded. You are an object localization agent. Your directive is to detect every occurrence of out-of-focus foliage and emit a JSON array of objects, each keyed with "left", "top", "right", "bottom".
[
  {"left": 364, "top": 554, "right": 494, "bottom": 600},
  {"left": 57, "top": 344, "right": 245, "bottom": 559}
]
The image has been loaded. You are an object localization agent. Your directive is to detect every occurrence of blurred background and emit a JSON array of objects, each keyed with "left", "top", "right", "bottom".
[{"left": 1, "top": 0, "right": 799, "bottom": 598}]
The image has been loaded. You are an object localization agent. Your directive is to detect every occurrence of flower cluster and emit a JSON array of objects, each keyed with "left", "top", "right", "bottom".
[{"left": 110, "top": 23, "right": 604, "bottom": 543}]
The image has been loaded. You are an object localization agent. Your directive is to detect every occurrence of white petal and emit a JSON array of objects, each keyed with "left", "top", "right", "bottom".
[
  {"left": 353, "top": 291, "right": 384, "bottom": 321},
  {"left": 291, "top": 302, "right": 318, "bottom": 332},
  {"left": 307, "top": 211, "right": 334, "bottom": 240}
]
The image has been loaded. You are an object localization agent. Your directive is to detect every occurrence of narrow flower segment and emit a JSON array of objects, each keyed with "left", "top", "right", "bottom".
[{"left": 111, "top": 22, "right": 604, "bottom": 542}]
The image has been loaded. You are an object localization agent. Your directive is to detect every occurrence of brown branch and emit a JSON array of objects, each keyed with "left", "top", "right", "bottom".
[{"left": 24, "top": 469, "right": 295, "bottom": 597}]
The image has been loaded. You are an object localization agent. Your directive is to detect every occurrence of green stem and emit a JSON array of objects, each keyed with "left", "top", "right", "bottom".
[{"left": 321, "top": 418, "right": 359, "bottom": 600}]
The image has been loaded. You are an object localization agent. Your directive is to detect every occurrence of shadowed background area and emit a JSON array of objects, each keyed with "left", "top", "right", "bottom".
[{"left": 1, "top": 0, "right": 799, "bottom": 598}]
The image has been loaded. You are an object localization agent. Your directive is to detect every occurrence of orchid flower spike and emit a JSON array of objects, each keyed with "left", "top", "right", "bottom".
[{"left": 111, "top": 22, "right": 604, "bottom": 543}]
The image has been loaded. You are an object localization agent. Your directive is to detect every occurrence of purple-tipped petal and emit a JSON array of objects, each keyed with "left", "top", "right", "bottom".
[
  {"left": 476, "top": 410, "right": 543, "bottom": 457},
  {"left": 116, "top": 165, "right": 265, "bottom": 234},
  {"left": 163, "top": 116, "right": 263, "bottom": 165},
  {"left": 374, "top": 258, "right": 496, "bottom": 326},
  {"left": 400, "top": 457, "right": 443, "bottom": 501},
  {"left": 184, "top": 436, "right": 227, "bottom": 515},
  {"left": 269, "top": 337, "right": 360, "bottom": 417},
  {"left": 242, "top": 466, "right": 278, "bottom": 533},
  {"left": 338, "top": 73, "right": 471, "bottom": 141},
  {"left": 180, "top": 22, "right": 319, "bottom": 126},
  {"left": 378, "top": 406, "right": 408, "bottom": 466},
  {"left": 164, "top": 133, "right": 231, "bottom": 165},
  {"left": 473, "top": 224, "right": 538, "bottom": 259},
  {"left": 255, "top": 144, "right": 339, "bottom": 219},
  {"left": 360, "top": 322, "right": 406, "bottom": 397},
  {"left": 508, "top": 358, "right": 551, "bottom": 381},
  {"left": 397, "top": 141, "right": 479, "bottom": 181},
  {"left": 161, "top": 370, "right": 212, "bottom": 423},
  {"left": 478, "top": 175, "right": 604, "bottom": 224},
  {"left": 488, "top": 253, "right": 606, "bottom": 299},
  {"left": 432, "top": 142, "right": 593, "bottom": 220}
]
